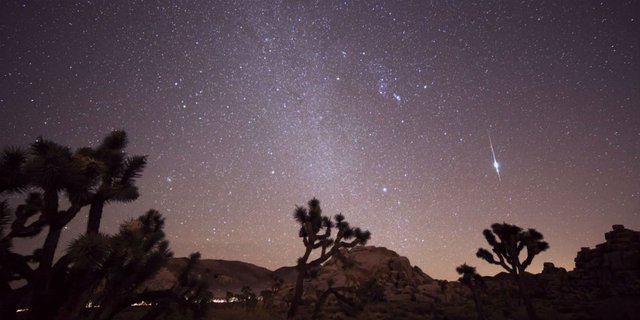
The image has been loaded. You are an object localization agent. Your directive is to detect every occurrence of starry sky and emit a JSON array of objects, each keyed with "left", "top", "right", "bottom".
[{"left": 1, "top": 1, "right": 639, "bottom": 280}]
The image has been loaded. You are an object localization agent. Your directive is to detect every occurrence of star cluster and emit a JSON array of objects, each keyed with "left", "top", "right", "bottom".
[{"left": 1, "top": 1, "right": 639, "bottom": 279}]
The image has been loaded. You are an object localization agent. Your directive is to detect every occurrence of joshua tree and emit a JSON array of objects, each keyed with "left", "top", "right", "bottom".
[
  {"left": 476, "top": 223, "right": 549, "bottom": 320},
  {"left": 79, "top": 131, "right": 147, "bottom": 234},
  {"left": 59, "top": 210, "right": 208, "bottom": 320},
  {"left": 86, "top": 210, "right": 172, "bottom": 320},
  {"left": 3, "top": 139, "right": 100, "bottom": 320},
  {"left": 25, "top": 139, "right": 99, "bottom": 272},
  {"left": 0, "top": 141, "right": 96, "bottom": 320},
  {"left": 0, "top": 146, "right": 29, "bottom": 193},
  {"left": 456, "top": 264, "right": 486, "bottom": 320},
  {"left": 287, "top": 198, "right": 371, "bottom": 318},
  {"left": 0, "top": 132, "right": 201, "bottom": 320}
]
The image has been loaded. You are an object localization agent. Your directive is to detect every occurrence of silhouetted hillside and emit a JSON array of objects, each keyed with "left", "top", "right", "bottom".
[
  {"left": 273, "top": 265, "right": 297, "bottom": 284},
  {"left": 147, "top": 258, "right": 278, "bottom": 297},
  {"left": 144, "top": 225, "right": 640, "bottom": 319}
]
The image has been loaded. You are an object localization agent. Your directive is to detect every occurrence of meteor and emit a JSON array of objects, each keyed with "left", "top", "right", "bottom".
[{"left": 488, "top": 132, "right": 501, "bottom": 182}]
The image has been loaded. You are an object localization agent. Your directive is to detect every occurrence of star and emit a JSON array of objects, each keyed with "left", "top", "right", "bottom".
[{"left": 1, "top": 0, "right": 636, "bottom": 281}]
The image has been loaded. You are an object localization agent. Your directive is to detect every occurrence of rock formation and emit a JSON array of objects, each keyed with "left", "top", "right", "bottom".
[
  {"left": 572, "top": 224, "right": 640, "bottom": 295},
  {"left": 296, "top": 246, "right": 436, "bottom": 302},
  {"left": 312, "top": 246, "right": 432, "bottom": 288}
]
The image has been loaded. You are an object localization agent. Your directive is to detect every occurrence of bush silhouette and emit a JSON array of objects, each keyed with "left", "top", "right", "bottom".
[{"left": 456, "top": 263, "right": 486, "bottom": 320}]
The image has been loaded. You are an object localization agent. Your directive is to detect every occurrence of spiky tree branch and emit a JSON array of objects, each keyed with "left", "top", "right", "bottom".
[{"left": 85, "top": 131, "right": 147, "bottom": 234}]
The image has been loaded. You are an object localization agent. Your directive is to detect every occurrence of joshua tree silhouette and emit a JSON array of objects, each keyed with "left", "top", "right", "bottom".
[
  {"left": 456, "top": 263, "right": 486, "bottom": 320},
  {"left": 0, "top": 132, "right": 204, "bottom": 320},
  {"left": 287, "top": 198, "right": 370, "bottom": 318},
  {"left": 2, "top": 138, "right": 100, "bottom": 320},
  {"left": 476, "top": 223, "right": 549, "bottom": 320}
]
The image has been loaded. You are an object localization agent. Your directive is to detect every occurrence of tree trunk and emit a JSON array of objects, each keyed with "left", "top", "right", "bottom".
[
  {"left": 28, "top": 225, "right": 63, "bottom": 320},
  {"left": 86, "top": 198, "right": 105, "bottom": 234},
  {"left": 39, "top": 225, "right": 62, "bottom": 273},
  {"left": 38, "top": 188, "right": 60, "bottom": 272},
  {"left": 287, "top": 267, "right": 306, "bottom": 318},
  {"left": 312, "top": 288, "right": 333, "bottom": 320},
  {"left": 516, "top": 275, "right": 537, "bottom": 320},
  {"left": 0, "top": 291, "right": 18, "bottom": 320},
  {"left": 26, "top": 188, "right": 60, "bottom": 320},
  {"left": 471, "top": 289, "right": 486, "bottom": 320}
]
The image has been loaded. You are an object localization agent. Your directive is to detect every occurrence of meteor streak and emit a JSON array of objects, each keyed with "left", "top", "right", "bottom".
[{"left": 488, "top": 132, "right": 501, "bottom": 181}]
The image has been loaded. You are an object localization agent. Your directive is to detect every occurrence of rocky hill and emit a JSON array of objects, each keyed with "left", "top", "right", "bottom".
[{"left": 282, "top": 246, "right": 438, "bottom": 302}]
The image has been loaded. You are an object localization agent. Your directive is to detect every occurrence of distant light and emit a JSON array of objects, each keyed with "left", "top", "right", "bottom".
[
  {"left": 131, "top": 301, "right": 153, "bottom": 307},
  {"left": 382, "top": 187, "right": 388, "bottom": 192}
]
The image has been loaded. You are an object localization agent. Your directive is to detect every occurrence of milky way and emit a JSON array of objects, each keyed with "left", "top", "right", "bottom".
[{"left": 1, "top": 1, "right": 639, "bottom": 279}]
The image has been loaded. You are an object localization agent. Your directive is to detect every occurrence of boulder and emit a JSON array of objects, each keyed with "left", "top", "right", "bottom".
[
  {"left": 310, "top": 246, "right": 432, "bottom": 288},
  {"left": 542, "top": 262, "right": 567, "bottom": 274}
]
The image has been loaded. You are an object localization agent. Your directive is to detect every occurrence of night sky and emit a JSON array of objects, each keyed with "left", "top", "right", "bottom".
[{"left": 1, "top": 1, "right": 639, "bottom": 280}]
